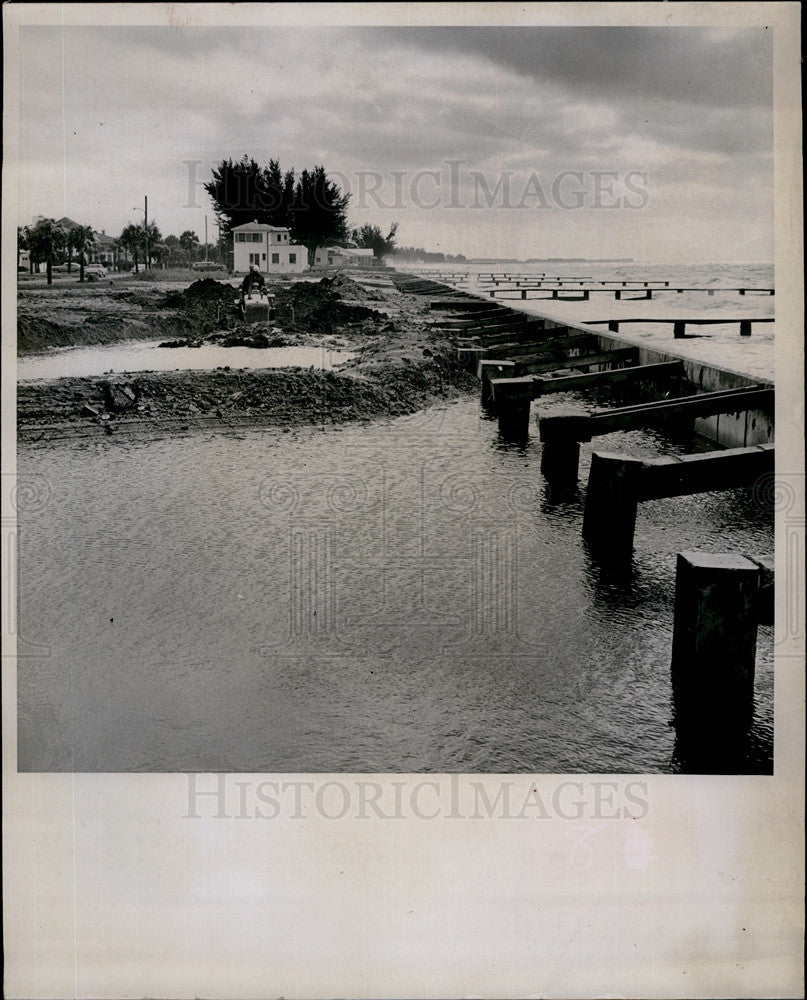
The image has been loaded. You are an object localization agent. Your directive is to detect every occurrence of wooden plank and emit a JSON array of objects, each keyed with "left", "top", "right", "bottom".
[
  {"left": 589, "top": 317, "right": 775, "bottom": 326},
  {"left": 483, "top": 332, "right": 598, "bottom": 360},
  {"left": 517, "top": 347, "right": 638, "bottom": 376},
  {"left": 589, "top": 386, "right": 773, "bottom": 436},
  {"left": 638, "top": 444, "right": 774, "bottom": 501},
  {"left": 454, "top": 317, "right": 549, "bottom": 338},
  {"left": 540, "top": 387, "right": 774, "bottom": 442},
  {"left": 532, "top": 360, "right": 683, "bottom": 396},
  {"left": 429, "top": 298, "right": 497, "bottom": 310}
]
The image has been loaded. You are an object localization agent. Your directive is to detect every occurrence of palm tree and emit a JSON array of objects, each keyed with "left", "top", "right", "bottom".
[
  {"left": 26, "top": 218, "right": 65, "bottom": 285},
  {"left": 71, "top": 225, "right": 95, "bottom": 282},
  {"left": 151, "top": 241, "right": 169, "bottom": 269},
  {"left": 144, "top": 221, "right": 162, "bottom": 269},
  {"left": 119, "top": 223, "right": 142, "bottom": 273},
  {"left": 64, "top": 225, "right": 79, "bottom": 273},
  {"left": 179, "top": 230, "right": 200, "bottom": 267}
]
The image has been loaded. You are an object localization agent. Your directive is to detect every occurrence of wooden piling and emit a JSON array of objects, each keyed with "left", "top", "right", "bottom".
[
  {"left": 478, "top": 360, "right": 517, "bottom": 405},
  {"left": 582, "top": 452, "right": 643, "bottom": 551},
  {"left": 538, "top": 414, "right": 591, "bottom": 485},
  {"left": 740, "top": 319, "right": 752, "bottom": 336},
  {"left": 492, "top": 377, "right": 534, "bottom": 438},
  {"left": 540, "top": 438, "right": 582, "bottom": 486},
  {"left": 671, "top": 551, "right": 761, "bottom": 758}
]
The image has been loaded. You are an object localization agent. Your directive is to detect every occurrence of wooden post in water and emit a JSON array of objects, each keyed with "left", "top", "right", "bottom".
[
  {"left": 538, "top": 414, "right": 590, "bottom": 486},
  {"left": 492, "top": 377, "right": 534, "bottom": 439},
  {"left": 478, "top": 359, "right": 517, "bottom": 406},
  {"left": 674, "top": 320, "right": 686, "bottom": 339},
  {"left": 582, "top": 452, "right": 643, "bottom": 552},
  {"left": 671, "top": 551, "right": 761, "bottom": 766},
  {"left": 740, "top": 319, "right": 752, "bottom": 337}
]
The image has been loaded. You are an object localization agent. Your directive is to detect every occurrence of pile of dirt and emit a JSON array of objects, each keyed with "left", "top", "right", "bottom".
[
  {"left": 273, "top": 278, "right": 384, "bottom": 335},
  {"left": 17, "top": 312, "right": 157, "bottom": 353},
  {"left": 161, "top": 278, "right": 238, "bottom": 309},
  {"left": 327, "top": 273, "right": 385, "bottom": 302},
  {"left": 18, "top": 355, "right": 478, "bottom": 439}
]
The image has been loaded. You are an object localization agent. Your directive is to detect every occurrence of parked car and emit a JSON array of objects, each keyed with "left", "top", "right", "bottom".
[
  {"left": 84, "top": 264, "right": 107, "bottom": 277},
  {"left": 191, "top": 260, "right": 224, "bottom": 272}
]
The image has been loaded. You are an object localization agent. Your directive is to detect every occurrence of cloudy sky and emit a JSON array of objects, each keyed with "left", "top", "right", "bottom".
[{"left": 16, "top": 23, "right": 772, "bottom": 261}]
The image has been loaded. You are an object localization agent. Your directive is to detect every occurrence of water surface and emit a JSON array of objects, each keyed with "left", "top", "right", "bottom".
[
  {"left": 17, "top": 339, "right": 356, "bottom": 381},
  {"left": 17, "top": 396, "right": 773, "bottom": 773}
]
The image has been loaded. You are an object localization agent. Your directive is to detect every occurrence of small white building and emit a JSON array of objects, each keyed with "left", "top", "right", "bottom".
[
  {"left": 232, "top": 221, "right": 307, "bottom": 274},
  {"left": 312, "top": 246, "right": 377, "bottom": 268}
]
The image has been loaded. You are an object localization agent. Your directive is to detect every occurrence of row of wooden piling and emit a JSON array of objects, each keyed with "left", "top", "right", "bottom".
[
  {"left": 398, "top": 271, "right": 776, "bottom": 770},
  {"left": 486, "top": 284, "right": 774, "bottom": 302},
  {"left": 406, "top": 266, "right": 775, "bottom": 297}
]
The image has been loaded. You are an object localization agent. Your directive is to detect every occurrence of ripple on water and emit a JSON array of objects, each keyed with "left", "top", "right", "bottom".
[{"left": 16, "top": 395, "right": 773, "bottom": 772}]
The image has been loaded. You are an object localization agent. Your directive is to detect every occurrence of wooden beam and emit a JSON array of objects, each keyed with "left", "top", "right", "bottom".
[
  {"left": 582, "top": 445, "right": 775, "bottom": 552},
  {"left": 639, "top": 445, "right": 775, "bottom": 501},
  {"left": 532, "top": 360, "right": 683, "bottom": 396},
  {"left": 539, "top": 388, "right": 774, "bottom": 483}
]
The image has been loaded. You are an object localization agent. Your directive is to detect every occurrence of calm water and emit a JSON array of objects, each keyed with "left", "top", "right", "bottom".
[
  {"left": 17, "top": 396, "right": 773, "bottom": 773},
  {"left": 17, "top": 340, "right": 356, "bottom": 381}
]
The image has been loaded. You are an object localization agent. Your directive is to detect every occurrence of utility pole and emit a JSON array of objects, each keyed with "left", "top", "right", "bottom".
[
  {"left": 144, "top": 195, "right": 149, "bottom": 271},
  {"left": 205, "top": 215, "right": 208, "bottom": 261}
]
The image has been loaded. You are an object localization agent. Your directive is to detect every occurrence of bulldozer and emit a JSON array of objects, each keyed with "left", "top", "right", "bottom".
[{"left": 242, "top": 287, "right": 275, "bottom": 323}]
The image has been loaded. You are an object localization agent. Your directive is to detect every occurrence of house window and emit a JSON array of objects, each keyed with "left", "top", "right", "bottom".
[
  {"left": 235, "top": 234, "right": 245, "bottom": 242},
  {"left": 272, "top": 253, "right": 279, "bottom": 264},
  {"left": 249, "top": 253, "right": 260, "bottom": 265},
  {"left": 289, "top": 254, "right": 296, "bottom": 264},
  {"left": 262, "top": 254, "right": 266, "bottom": 261}
]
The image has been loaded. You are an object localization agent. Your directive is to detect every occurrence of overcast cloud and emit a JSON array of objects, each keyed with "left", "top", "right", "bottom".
[{"left": 16, "top": 25, "right": 773, "bottom": 261}]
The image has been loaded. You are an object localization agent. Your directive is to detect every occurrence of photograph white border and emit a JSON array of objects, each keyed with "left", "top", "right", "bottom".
[{"left": 3, "top": 4, "right": 803, "bottom": 997}]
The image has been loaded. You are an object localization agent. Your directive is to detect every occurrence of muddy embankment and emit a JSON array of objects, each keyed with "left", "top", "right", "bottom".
[{"left": 17, "top": 274, "right": 477, "bottom": 440}]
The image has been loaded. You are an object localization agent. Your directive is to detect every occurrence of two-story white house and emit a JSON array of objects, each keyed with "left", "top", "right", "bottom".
[{"left": 232, "top": 221, "right": 307, "bottom": 274}]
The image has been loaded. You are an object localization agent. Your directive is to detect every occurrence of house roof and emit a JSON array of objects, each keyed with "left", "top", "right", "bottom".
[
  {"left": 231, "top": 221, "right": 290, "bottom": 233},
  {"left": 94, "top": 232, "right": 117, "bottom": 245}
]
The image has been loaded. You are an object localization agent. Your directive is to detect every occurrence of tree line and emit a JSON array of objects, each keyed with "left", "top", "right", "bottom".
[
  {"left": 18, "top": 218, "right": 225, "bottom": 284},
  {"left": 20, "top": 155, "right": 412, "bottom": 283}
]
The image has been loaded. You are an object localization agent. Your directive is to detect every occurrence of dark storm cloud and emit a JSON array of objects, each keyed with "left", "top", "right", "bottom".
[
  {"left": 367, "top": 26, "right": 772, "bottom": 109},
  {"left": 17, "top": 21, "right": 774, "bottom": 260}
]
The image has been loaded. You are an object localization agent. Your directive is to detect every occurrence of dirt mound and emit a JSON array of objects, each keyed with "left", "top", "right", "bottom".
[
  {"left": 17, "top": 315, "right": 73, "bottom": 353},
  {"left": 274, "top": 278, "right": 383, "bottom": 335},
  {"left": 18, "top": 355, "right": 478, "bottom": 437},
  {"left": 327, "top": 274, "right": 383, "bottom": 302},
  {"left": 17, "top": 312, "right": 156, "bottom": 353},
  {"left": 161, "top": 278, "right": 237, "bottom": 309}
]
